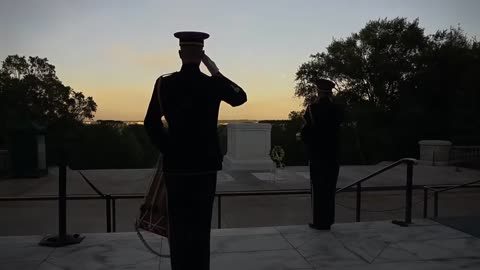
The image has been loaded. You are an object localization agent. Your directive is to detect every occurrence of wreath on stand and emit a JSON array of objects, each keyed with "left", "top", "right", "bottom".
[{"left": 270, "top": 145, "right": 285, "bottom": 169}]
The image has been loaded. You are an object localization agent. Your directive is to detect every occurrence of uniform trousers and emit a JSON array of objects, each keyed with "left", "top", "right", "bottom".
[
  {"left": 165, "top": 172, "right": 217, "bottom": 270},
  {"left": 309, "top": 160, "right": 340, "bottom": 227}
]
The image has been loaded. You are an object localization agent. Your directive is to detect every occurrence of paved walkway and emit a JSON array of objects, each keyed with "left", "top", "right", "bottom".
[
  {"left": 1, "top": 219, "right": 479, "bottom": 270},
  {"left": 2, "top": 163, "right": 480, "bottom": 196},
  {"left": 436, "top": 216, "right": 480, "bottom": 238}
]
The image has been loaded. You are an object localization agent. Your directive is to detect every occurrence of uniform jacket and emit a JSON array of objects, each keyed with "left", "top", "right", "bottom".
[
  {"left": 144, "top": 64, "right": 247, "bottom": 174},
  {"left": 300, "top": 97, "right": 343, "bottom": 161}
]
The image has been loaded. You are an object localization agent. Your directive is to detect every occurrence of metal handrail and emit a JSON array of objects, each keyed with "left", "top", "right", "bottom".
[
  {"left": 1, "top": 158, "right": 419, "bottom": 234},
  {"left": 423, "top": 179, "right": 480, "bottom": 218},
  {"left": 78, "top": 171, "right": 106, "bottom": 197},
  {"left": 426, "top": 179, "right": 480, "bottom": 193},
  {"left": 335, "top": 158, "right": 417, "bottom": 225},
  {"left": 336, "top": 158, "right": 417, "bottom": 193},
  {"left": 0, "top": 185, "right": 427, "bottom": 232},
  {"left": 0, "top": 194, "right": 103, "bottom": 201}
]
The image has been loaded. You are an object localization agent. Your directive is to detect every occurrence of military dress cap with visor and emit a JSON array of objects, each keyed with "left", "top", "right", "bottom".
[
  {"left": 315, "top": 78, "right": 335, "bottom": 93},
  {"left": 174, "top": 31, "right": 210, "bottom": 47}
]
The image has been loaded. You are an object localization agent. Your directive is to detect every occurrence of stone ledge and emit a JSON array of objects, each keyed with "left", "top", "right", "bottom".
[{"left": 1, "top": 220, "right": 479, "bottom": 270}]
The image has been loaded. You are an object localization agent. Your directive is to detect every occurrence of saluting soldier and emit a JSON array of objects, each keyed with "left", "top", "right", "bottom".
[
  {"left": 144, "top": 31, "right": 247, "bottom": 270},
  {"left": 300, "top": 78, "right": 343, "bottom": 230}
]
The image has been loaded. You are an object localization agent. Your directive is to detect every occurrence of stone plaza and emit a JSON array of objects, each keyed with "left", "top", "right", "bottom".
[
  {"left": 1, "top": 123, "right": 480, "bottom": 269},
  {"left": 2, "top": 219, "right": 480, "bottom": 269}
]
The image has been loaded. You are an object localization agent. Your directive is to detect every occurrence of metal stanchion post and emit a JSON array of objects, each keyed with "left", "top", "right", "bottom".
[
  {"left": 112, "top": 198, "right": 116, "bottom": 232},
  {"left": 106, "top": 195, "right": 112, "bottom": 233},
  {"left": 356, "top": 183, "right": 361, "bottom": 222},
  {"left": 423, "top": 188, "right": 428, "bottom": 218},
  {"left": 392, "top": 160, "right": 414, "bottom": 227},
  {"left": 217, "top": 196, "right": 222, "bottom": 229},
  {"left": 39, "top": 159, "right": 85, "bottom": 246},
  {"left": 404, "top": 162, "right": 413, "bottom": 224}
]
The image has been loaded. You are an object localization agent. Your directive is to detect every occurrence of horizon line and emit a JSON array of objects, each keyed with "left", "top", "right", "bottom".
[{"left": 84, "top": 119, "right": 291, "bottom": 123}]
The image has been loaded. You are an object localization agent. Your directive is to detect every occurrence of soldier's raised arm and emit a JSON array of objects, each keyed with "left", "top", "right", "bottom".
[
  {"left": 144, "top": 77, "right": 170, "bottom": 154},
  {"left": 203, "top": 54, "right": 247, "bottom": 107}
]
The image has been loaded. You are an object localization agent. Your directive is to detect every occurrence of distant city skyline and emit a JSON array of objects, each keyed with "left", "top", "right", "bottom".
[{"left": 2, "top": 0, "right": 480, "bottom": 120}]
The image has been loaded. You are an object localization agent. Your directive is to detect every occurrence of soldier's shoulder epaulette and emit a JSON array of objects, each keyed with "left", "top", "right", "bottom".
[
  {"left": 156, "top": 72, "right": 177, "bottom": 83},
  {"left": 160, "top": 72, "right": 177, "bottom": 79},
  {"left": 160, "top": 72, "right": 176, "bottom": 78}
]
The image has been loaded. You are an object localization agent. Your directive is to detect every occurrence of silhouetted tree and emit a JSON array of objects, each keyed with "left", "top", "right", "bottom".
[
  {"left": 294, "top": 18, "right": 480, "bottom": 163},
  {"left": 69, "top": 121, "right": 146, "bottom": 169},
  {"left": 0, "top": 55, "right": 96, "bottom": 130},
  {"left": 409, "top": 27, "right": 480, "bottom": 142},
  {"left": 296, "top": 18, "right": 426, "bottom": 110},
  {"left": 0, "top": 55, "right": 97, "bottom": 163}
]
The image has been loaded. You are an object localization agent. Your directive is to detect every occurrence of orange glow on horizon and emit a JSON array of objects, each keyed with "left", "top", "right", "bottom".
[{"left": 58, "top": 55, "right": 304, "bottom": 121}]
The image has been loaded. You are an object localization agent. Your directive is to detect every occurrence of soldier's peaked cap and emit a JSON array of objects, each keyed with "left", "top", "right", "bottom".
[
  {"left": 174, "top": 31, "right": 209, "bottom": 47},
  {"left": 315, "top": 78, "right": 335, "bottom": 92}
]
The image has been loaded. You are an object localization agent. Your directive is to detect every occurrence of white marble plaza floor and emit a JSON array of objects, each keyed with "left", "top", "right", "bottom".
[{"left": 1, "top": 219, "right": 480, "bottom": 270}]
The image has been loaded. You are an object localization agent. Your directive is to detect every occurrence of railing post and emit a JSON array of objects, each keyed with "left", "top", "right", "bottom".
[
  {"left": 106, "top": 194, "right": 112, "bottom": 233},
  {"left": 423, "top": 187, "right": 428, "bottom": 218},
  {"left": 356, "top": 183, "right": 361, "bottom": 222},
  {"left": 217, "top": 195, "right": 222, "bottom": 229},
  {"left": 39, "top": 159, "right": 84, "bottom": 247},
  {"left": 434, "top": 192, "right": 439, "bottom": 218},
  {"left": 405, "top": 161, "right": 413, "bottom": 224},
  {"left": 59, "top": 163, "right": 67, "bottom": 238},
  {"left": 112, "top": 197, "right": 116, "bottom": 232}
]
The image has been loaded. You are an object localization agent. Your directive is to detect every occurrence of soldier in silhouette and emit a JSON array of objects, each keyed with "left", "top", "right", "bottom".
[
  {"left": 300, "top": 78, "right": 343, "bottom": 230},
  {"left": 144, "top": 31, "right": 247, "bottom": 270}
]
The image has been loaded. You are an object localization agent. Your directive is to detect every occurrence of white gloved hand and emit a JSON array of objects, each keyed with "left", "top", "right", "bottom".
[{"left": 202, "top": 54, "right": 220, "bottom": 75}]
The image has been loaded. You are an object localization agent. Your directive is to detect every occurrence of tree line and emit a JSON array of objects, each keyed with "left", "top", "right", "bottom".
[
  {"left": 1, "top": 17, "right": 479, "bottom": 169},
  {"left": 294, "top": 17, "right": 480, "bottom": 164}
]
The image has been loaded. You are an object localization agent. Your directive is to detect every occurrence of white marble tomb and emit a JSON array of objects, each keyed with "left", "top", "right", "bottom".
[
  {"left": 418, "top": 140, "right": 452, "bottom": 166},
  {"left": 222, "top": 122, "right": 275, "bottom": 171}
]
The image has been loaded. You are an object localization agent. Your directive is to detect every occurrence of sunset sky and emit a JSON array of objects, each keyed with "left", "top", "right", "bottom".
[{"left": 2, "top": 0, "right": 480, "bottom": 120}]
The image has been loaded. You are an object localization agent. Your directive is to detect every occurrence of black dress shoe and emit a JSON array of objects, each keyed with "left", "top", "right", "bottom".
[{"left": 309, "top": 223, "right": 331, "bottom": 230}]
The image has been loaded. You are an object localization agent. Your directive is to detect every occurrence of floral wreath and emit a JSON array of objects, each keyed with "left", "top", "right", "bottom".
[{"left": 270, "top": 145, "right": 285, "bottom": 169}]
